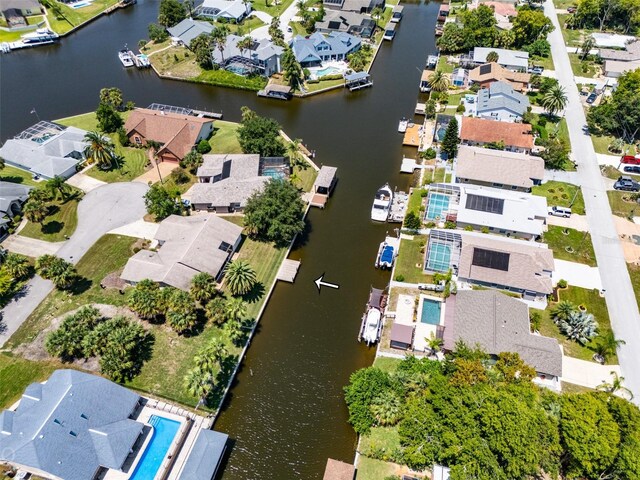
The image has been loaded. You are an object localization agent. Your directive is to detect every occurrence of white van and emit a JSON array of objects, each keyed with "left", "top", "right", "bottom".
[{"left": 548, "top": 206, "right": 572, "bottom": 218}]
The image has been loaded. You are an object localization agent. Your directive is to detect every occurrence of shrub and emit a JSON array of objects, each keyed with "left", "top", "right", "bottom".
[
  {"left": 404, "top": 211, "right": 421, "bottom": 230},
  {"left": 421, "top": 148, "right": 436, "bottom": 160},
  {"left": 557, "top": 279, "right": 568, "bottom": 289},
  {"left": 456, "top": 104, "right": 465, "bottom": 113},
  {"left": 444, "top": 220, "right": 456, "bottom": 229},
  {"left": 537, "top": 116, "right": 547, "bottom": 127},
  {"left": 196, "top": 139, "right": 211, "bottom": 154},
  {"left": 464, "top": 225, "right": 474, "bottom": 231},
  {"left": 481, "top": 226, "right": 490, "bottom": 234},
  {"left": 117, "top": 127, "right": 130, "bottom": 147},
  {"left": 170, "top": 167, "right": 191, "bottom": 184},
  {"left": 395, "top": 274, "right": 405, "bottom": 282}
]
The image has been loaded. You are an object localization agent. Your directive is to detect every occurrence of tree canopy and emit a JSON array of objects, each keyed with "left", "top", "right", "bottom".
[
  {"left": 144, "top": 184, "right": 179, "bottom": 221},
  {"left": 158, "top": 0, "right": 186, "bottom": 27},
  {"left": 237, "top": 107, "right": 286, "bottom": 157}
]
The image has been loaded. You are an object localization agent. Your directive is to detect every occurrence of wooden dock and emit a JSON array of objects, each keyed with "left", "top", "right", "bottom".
[
  {"left": 277, "top": 259, "right": 301, "bottom": 283},
  {"left": 403, "top": 123, "right": 422, "bottom": 147}
]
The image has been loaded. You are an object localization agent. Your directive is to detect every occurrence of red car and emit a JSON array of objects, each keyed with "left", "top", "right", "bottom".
[{"left": 621, "top": 155, "right": 640, "bottom": 165}]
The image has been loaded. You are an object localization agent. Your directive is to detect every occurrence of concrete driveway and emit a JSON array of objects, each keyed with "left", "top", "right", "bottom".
[
  {"left": 553, "top": 259, "right": 602, "bottom": 290},
  {"left": 562, "top": 355, "right": 621, "bottom": 390},
  {"left": 1, "top": 235, "right": 64, "bottom": 257},
  {"left": 547, "top": 213, "right": 589, "bottom": 231},
  {"left": 546, "top": 0, "right": 640, "bottom": 401},
  {"left": 0, "top": 182, "right": 149, "bottom": 348}
]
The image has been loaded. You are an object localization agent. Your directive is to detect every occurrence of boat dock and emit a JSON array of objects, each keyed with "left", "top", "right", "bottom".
[
  {"left": 415, "top": 102, "right": 426, "bottom": 115},
  {"left": 0, "top": 40, "right": 55, "bottom": 52},
  {"left": 105, "top": 0, "right": 135, "bottom": 14},
  {"left": 358, "top": 287, "right": 387, "bottom": 343},
  {"left": 400, "top": 157, "right": 431, "bottom": 173},
  {"left": 344, "top": 72, "right": 373, "bottom": 91},
  {"left": 403, "top": 122, "right": 422, "bottom": 147},
  {"left": 277, "top": 259, "right": 301, "bottom": 283},
  {"left": 130, "top": 51, "right": 151, "bottom": 68},
  {"left": 192, "top": 109, "right": 223, "bottom": 119},
  {"left": 310, "top": 165, "right": 337, "bottom": 208},
  {"left": 388, "top": 191, "right": 409, "bottom": 222},
  {"left": 257, "top": 84, "right": 293, "bottom": 100}
]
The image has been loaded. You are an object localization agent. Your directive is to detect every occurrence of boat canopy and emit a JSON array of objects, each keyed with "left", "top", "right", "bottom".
[{"left": 368, "top": 288, "right": 385, "bottom": 309}]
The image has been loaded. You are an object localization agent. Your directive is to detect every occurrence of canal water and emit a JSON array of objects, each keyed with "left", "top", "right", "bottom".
[{"left": 0, "top": 2, "right": 439, "bottom": 478}]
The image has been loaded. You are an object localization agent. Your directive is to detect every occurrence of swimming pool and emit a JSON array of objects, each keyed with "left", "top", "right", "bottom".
[
  {"left": 262, "top": 166, "right": 287, "bottom": 179},
  {"left": 311, "top": 66, "right": 342, "bottom": 79},
  {"left": 130, "top": 415, "right": 180, "bottom": 480},
  {"left": 426, "top": 242, "right": 451, "bottom": 272},
  {"left": 70, "top": 1, "right": 92, "bottom": 8},
  {"left": 426, "top": 192, "right": 450, "bottom": 220},
  {"left": 420, "top": 298, "right": 441, "bottom": 325}
]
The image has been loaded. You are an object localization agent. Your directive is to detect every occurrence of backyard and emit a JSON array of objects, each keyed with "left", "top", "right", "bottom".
[
  {"left": 46, "top": 0, "right": 121, "bottom": 35},
  {"left": 543, "top": 225, "right": 597, "bottom": 266},
  {"left": 394, "top": 235, "right": 428, "bottom": 284},
  {"left": 532, "top": 181, "right": 585, "bottom": 214},
  {"left": 0, "top": 353, "right": 61, "bottom": 408}
]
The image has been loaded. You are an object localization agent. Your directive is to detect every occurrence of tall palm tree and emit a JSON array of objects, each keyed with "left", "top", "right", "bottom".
[
  {"left": 542, "top": 84, "right": 568, "bottom": 116},
  {"left": 593, "top": 330, "right": 625, "bottom": 364},
  {"left": 486, "top": 51, "right": 499, "bottom": 63},
  {"left": 23, "top": 199, "right": 47, "bottom": 225},
  {"left": 211, "top": 25, "right": 230, "bottom": 64},
  {"left": 237, "top": 35, "right": 254, "bottom": 63},
  {"left": 224, "top": 260, "right": 257, "bottom": 296},
  {"left": 190, "top": 271, "right": 218, "bottom": 304},
  {"left": 183, "top": 368, "right": 215, "bottom": 409},
  {"left": 286, "top": 138, "right": 304, "bottom": 168},
  {"left": 225, "top": 297, "right": 247, "bottom": 323},
  {"left": 580, "top": 36, "right": 595, "bottom": 60},
  {"left": 597, "top": 371, "right": 634, "bottom": 399},
  {"left": 425, "top": 332, "right": 444, "bottom": 355},
  {"left": 427, "top": 69, "right": 450, "bottom": 93},
  {"left": 83, "top": 131, "right": 116, "bottom": 170},
  {"left": 45, "top": 176, "right": 71, "bottom": 200}
]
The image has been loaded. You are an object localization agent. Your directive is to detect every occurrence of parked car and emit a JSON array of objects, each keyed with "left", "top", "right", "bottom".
[
  {"left": 586, "top": 92, "right": 597, "bottom": 104},
  {"left": 530, "top": 66, "right": 544, "bottom": 75},
  {"left": 624, "top": 165, "right": 640, "bottom": 173},
  {"left": 287, "top": 26, "right": 293, "bottom": 33},
  {"left": 548, "top": 205, "right": 572, "bottom": 218},
  {"left": 622, "top": 155, "right": 640, "bottom": 165},
  {"left": 567, "top": 6, "right": 577, "bottom": 12},
  {"left": 614, "top": 176, "right": 640, "bottom": 191}
]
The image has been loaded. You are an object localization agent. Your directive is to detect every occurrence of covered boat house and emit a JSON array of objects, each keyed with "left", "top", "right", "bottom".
[
  {"left": 344, "top": 71, "right": 372, "bottom": 91},
  {"left": 311, "top": 165, "right": 338, "bottom": 208},
  {"left": 390, "top": 322, "right": 415, "bottom": 350}
]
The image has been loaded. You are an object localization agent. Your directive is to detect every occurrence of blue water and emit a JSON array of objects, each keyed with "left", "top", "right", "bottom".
[
  {"left": 426, "top": 242, "right": 451, "bottom": 272},
  {"left": 421, "top": 298, "right": 441, "bottom": 325},
  {"left": 130, "top": 415, "right": 180, "bottom": 480},
  {"left": 262, "top": 167, "right": 286, "bottom": 179},
  {"left": 71, "top": 1, "right": 91, "bottom": 8},
  {"left": 380, "top": 245, "right": 394, "bottom": 264},
  {"left": 426, "top": 193, "right": 450, "bottom": 220},
  {"left": 314, "top": 67, "right": 341, "bottom": 78}
]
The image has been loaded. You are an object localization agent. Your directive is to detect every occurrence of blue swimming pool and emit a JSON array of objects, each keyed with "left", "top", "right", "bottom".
[
  {"left": 426, "top": 242, "right": 451, "bottom": 272},
  {"left": 426, "top": 192, "right": 450, "bottom": 220},
  {"left": 130, "top": 415, "right": 180, "bottom": 480},
  {"left": 420, "top": 298, "right": 441, "bottom": 325},
  {"left": 262, "top": 166, "right": 286, "bottom": 179}
]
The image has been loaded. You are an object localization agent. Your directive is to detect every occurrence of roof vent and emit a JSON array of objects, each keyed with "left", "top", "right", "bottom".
[
  {"left": 70, "top": 431, "right": 77, "bottom": 437},
  {"left": 53, "top": 418, "right": 63, "bottom": 426}
]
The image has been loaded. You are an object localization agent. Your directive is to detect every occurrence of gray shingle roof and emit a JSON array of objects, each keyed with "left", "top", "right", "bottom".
[
  {"left": 211, "top": 34, "right": 284, "bottom": 65},
  {"left": 290, "top": 32, "right": 361, "bottom": 64},
  {"left": 0, "top": 181, "right": 31, "bottom": 216},
  {"left": 476, "top": 80, "right": 529, "bottom": 116},
  {"left": 180, "top": 429, "right": 228, "bottom": 480},
  {"left": 196, "top": 153, "right": 260, "bottom": 179},
  {"left": 0, "top": 370, "right": 143, "bottom": 480},
  {"left": 314, "top": 166, "right": 337, "bottom": 189},
  {"left": 167, "top": 18, "right": 215, "bottom": 45},
  {"left": 472, "top": 47, "right": 529, "bottom": 69},
  {"left": 188, "top": 176, "right": 269, "bottom": 207},
  {"left": 0, "top": 0, "right": 40, "bottom": 11},
  {"left": 445, "top": 290, "right": 562, "bottom": 377}
]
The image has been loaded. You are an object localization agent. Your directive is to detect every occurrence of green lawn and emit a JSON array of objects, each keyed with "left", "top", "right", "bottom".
[
  {"left": 292, "top": 163, "right": 318, "bottom": 193},
  {"left": 0, "top": 353, "right": 61, "bottom": 408},
  {"left": 557, "top": 14, "right": 590, "bottom": 47},
  {"left": 531, "top": 54, "right": 555, "bottom": 71},
  {"left": 424, "top": 168, "right": 445, "bottom": 185},
  {"left": 288, "top": 20, "right": 307, "bottom": 36},
  {"left": 359, "top": 426, "right": 401, "bottom": 458},
  {"left": 535, "top": 286, "right": 616, "bottom": 363},
  {"left": 553, "top": 0, "right": 577, "bottom": 9},
  {"left": 406, "top": 188, "right": 426, "bottom": 216},
  {"left": 601, "top": 165, "right": 640, "bottom": 182},
  {"left": 0, "top": 26, "right": 37, "bottom": 42},
  {"left": 209, "top": 120, "right": 243, "bottom": 154},
  {"left": 46, "top": 0, "right": 121, "bottom": 35},
  {"left": 568, "top": 53, "right": 599, "bottom": 78},
  {"left": 193, "top": 68, "right": 268, "bottom": 91},
  {"left": 302, "top": 78, "right": 345, "bottom": 94},
  {"left": 372, "top": 356, "right": 402, "bottom": 373},
  {"left": 543, "top": 225, "right": 597, "bottom": 266},
  {"left": 627, "top": 263, "right": 640, "bottom": 312},
  {"left": 608, "top": 191, "right": 640, "bottom": 219},
  {"left": 213, "top": 15, "right": 265, "bottom": 34},
  {"left": 19, "top": 195, "right": 80, "bottom": 242},
  {"left": 437, "top": 55, "right": 454, "bottom": 74},
  {"left": 355, "top": 457, "right": 396, "bottom": 480},
  {"left": 0, "top": 165, "right": 39, "bottom": 186},
  {"left": 394, "top": 235, "right": 429, "bottom": 284},
  {"left": 591, "top": 134, "right": 636, "bottom": 155},
  {"left": 532, "top": 181, "right": 585, "bottom": 214},
  {"left": 249, "top": 0, "right": 296, "bottom": 15}
]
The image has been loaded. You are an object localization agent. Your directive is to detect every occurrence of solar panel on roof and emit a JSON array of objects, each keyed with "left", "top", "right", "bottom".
[
  {"left": 472, "top": 248, "right": 510, "bottom": 271},
  {"left": 465, "top": 194, "right": 505, "bottom": 214},
  {"left": 479, "top": 63, "right": 492, "bottom": 75}
]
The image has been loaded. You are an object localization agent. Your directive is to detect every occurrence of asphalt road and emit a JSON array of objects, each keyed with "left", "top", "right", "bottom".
[
  {"left": 545, "top": 0, "right": 640, "bottom": 401},
  {"left": 0, "top": 182, "right": 148, "bottom": 348}
]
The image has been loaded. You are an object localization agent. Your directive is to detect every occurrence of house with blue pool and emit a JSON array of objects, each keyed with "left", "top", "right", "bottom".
[
  {"left": 0, "top": 370, "right": 229, "bottom": 480},
  {"left": 290, "top": 32, "right": 361, "bottom": 68}
]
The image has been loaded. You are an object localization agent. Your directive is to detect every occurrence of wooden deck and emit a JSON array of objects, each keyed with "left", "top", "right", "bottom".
[
  {"left": 277, "top": 259, "right": 301, "bottom": 283},
  {"left": 310, "top": 193, "right": 328, "bottom": 208},
  {"left": 403, "top": 123, "right": 422, "bottom": 147}
]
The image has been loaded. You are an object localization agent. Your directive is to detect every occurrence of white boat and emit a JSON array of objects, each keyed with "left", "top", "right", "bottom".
[
  {"left": 118, "top": 49, "right": 134, "bottom": 67},
  {"left": 371, "top": 183, "right": 393, "bottom": 222},
  {"left": 375, "top": 241, "right": 396, "bottom": 269},
  {"left": 362, "top": 308, "right": 382, "bottom": 345},
  {"left": 21, "top": 28, "right": 58, "bottom": 44},
  {"left": 134, "top": 53, "right": 151, "bottom": 68},
  {"left": 398, "top": 117, "right": 408, "bottom": 133}
]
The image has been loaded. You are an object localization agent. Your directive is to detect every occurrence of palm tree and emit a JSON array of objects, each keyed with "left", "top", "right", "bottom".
[
  {"left": 224, "top": 260, "right": 257, "bottom": 296},
  {"left": 551, "top": 300, "right": 575, "bottom": 323},
  {"left": 371, "top": 5, "right": 383, "bottom": 19},
  {"left": 166, "top": 289, "right": 198, "bottom": 334},
  {"left": 237, "top": 35, "right": 254, "bottom": 63},
  {"left": 190, "top": 272, "right": 218, "bottom": 304},
  {"left": 593, "top": 330, "right": 625, "bottom": 364},
  {"left": 183, "top": 368, "right": 215, "bottom": 409},
  {"left": 541, "top": 84, "right": 568, "bottom": 116},
  {"left": 580, "top": 36, "right": 595, "bottom": 60},
  {"left": 427, "top": 69, "right": 450, "bottom": 93},
  {"left": 4, "top": 253, "right": 30, "bottom": 280},
  {"left": 557, "top": 311, "right": 598, "bottom": 345},
  {"left": 205, "top": 296, "right": 227, "bottom": 325},
  {"left": 225, "top": 297, "right": 247, "bottom": 323},
  {"left": 425, "top": 332, "right": 444, "bottom": 355},
  {"left": 128, "top": 284, "right": 163, "bottom": 320},
  {"left": 370, "top": 391, "right": 401, "bottom": 426},
  {"left": 286, "top": 138, "right": 305, "bottom": 168},
  {"left": 486, "top": 51, "right": 499, "bottom": 63},
  {"left": 0, "top": 156, "right": 5, "bottom": 169},
  {"left": 597, "top": 371, "right": 634, "bottom": 399},
  {"left": 23, "top": 199, "right": 48, "bottom": 225},
  {"left": 83, "top": 131, "right": 116, "bottom": 170},
  {"left": 45, "top": 176, "right": 71, "bottom": 200},
  {"left": 211, "top": 25, "right": 230, "bottom": 64}
]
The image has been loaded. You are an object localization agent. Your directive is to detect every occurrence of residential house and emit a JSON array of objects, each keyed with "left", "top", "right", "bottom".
[
  {"left": 598, "top": 38, "right": 640, "bottom": 63},
  {"left": 460, "top": 116, "right": 534, "bottom": 153},
  {"left": 194, "top": 0, "right": 251, "bottom": 22},
  {"left": 443, "top": 290, "right": 563, "bottom": 389},
  {"left": 187, "top": 154, "right": 289, "bottom": 213},
  {"left": 323, "top": 0, "right": 384, "bottom": 13},
  {"left": 469, "top": 62, "right": 531, "bottom": 92},
  {"left": 424, "top": 182, "right": 548, "bottom": 240},
  {"left": 0, "top": 182, "right": 31, "bottom": 236},
  {"left": 167, "top": 18, "right": 215, "bottom": 45},
  {"left": 462, "top": 47, "right": 529, "bottom": 71},
  {"left": 290, "top": 31, "right": 361, "bottom": 67},
  {"left": 121, "top": 214, "right": 243, "bottom": 290},
  {"left": 425, "top": 229, "right": 555, "bottom": 300},
  {"left": 179, "top": 430, "right": 229, "bottom": 480},
  {"left": 471, "top": 1, "right": 515, "bottom": 29},
  {"left": 603, "top": 59, "right": 640, "bottom": 78},
  {"left": 123, "top": 108, "right": 213, "bottom": 163},
  {"left": 315, "top": 10, "right": 376, "bottom": 38},
  {"left": 454, "top": 145, "right": 544, "bottom": 192},
  {"left": 0, "top": 370, "right": 144, "bottom": 480},
  {"left": 0, "top": 0, "right": 42, "bottom": 26},
  {"left": 591, "top": 32, "right": 637, "bottom": 48},
  {"left": 450, "top": 67, "right": 469, "bottom": 87},
  {"left": 476, "top": 80, "right": 530, "bottom": 122},
  {"left": 0, "top": 121, "right": 88, "bottom": 180},
  {"left": 211, "top": 34, "right": 284, "bottom": 77}
]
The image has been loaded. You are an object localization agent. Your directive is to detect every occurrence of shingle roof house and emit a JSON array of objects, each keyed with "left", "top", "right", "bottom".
[
  {"left": 316, "top": 10, "right": 376, "bottom": 38},
  {"left": 211, "top": 34, "right": 284, "bottom": 77},
  {"left": 323, "top": 0, "right": 384, "bottom": 13},
  {"left": 599, "top": 39, "right": 640, "bottom": 62},
  {"left": 193, "top": 0, "right": 251, "bottom": 22},
  {"left": 476, "top": 80, "right": 530, "bottom": 122},
  {"left": 455, "top": 146, "right": 544, "bottom": 192},
  {"left": 121, "top": 214, "right": 243, "bottom": 290},
  {"left": 469, "top": 62, "right": 531, "bottom": 92},
  {"left": 467, "top": 47, "right": 529, "bottom": 71},
  {"left": 124, "top": 108, "right": 213, "bottom": 163},
  {"left": 0, "top": 121, "right": 88, "bottom": 180},
  {"left": 323, "top": 458, "right": 356, "bottom": 480},
  {"left": 443, "top": 290, "right": 562, "bottom": 378},
  {"left": 460, "top": 116, "right": 534, "bottom": 153},
  {"left": 167, "top": 18, "right": 215, "bottom": 45},
  {"left": 290, "top": 32, "right": 361, "bottom": 67},
  {"left": 0, "top": 0, "right": 41, "bottom": 18},
  {"left": 0, "top": 370, "right": 143, "bottom": 480}
]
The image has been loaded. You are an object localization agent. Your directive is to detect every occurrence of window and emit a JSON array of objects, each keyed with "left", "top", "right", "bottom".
[
  {"left": 219, "top": 241, "right": 233, "bottom": 253},
  {"left": 492, "top": 183, "right": 503, "bottom": 188},
  {"left": 134, "top": 136, "right": 141, "bottom": 145}
]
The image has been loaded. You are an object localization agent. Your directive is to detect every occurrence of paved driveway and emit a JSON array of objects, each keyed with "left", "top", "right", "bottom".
[
  {"left": 553, "top": 259, "right": 602, "bottom": 290},
  {"left": 0, "top": 182, "right": 149, "bottom": 348},
  {"left": 547, "top": 213, "right": 589, "bottom": 231},
  {"left": 562, "top": 355, "right": 621, "bottom": 390},
  {"left": 546, "top": 0, "right": 640, "bottom": 401},
  {"left": 1, "top": 235, "right": 64, "bottom": 257}
]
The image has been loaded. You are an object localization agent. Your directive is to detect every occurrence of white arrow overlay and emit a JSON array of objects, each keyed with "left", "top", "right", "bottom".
[{"left": 314, "top": 274, "right": 340, "bottom": 292}]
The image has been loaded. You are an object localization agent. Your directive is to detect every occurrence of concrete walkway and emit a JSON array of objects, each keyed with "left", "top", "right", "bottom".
[
  {"left": 552, "top": 259, "right": 602, "bottom": 290},
  {"left": 0, "top": 182, "right": 149, "bottom": 348},
  {"left": 1, "top": 235, "right": 64, "bottom": 257},
  {"left": 65, "top": 170, "right": 107, "bottom": 193},
  {"left": 562, "top": 355, "right": 621, "bottom": 390},
  {"left": 546, "top": 0, "right": 640, "bottom": 401}
]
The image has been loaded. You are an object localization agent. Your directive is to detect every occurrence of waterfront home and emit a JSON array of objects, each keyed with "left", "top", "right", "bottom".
[
  {"left": 123, "top": 108, "right": 213, "bottom": 163},
  {"left": 450, "top": 67, "right": 469, "bottom": 87},
  {"left": 0, "top": 0, "right": 42, "bottom": 26},
  {"left": 121, "top": 214, "right": 243, "bottom": 289},
  {"left": 475, "top": 81, "right": 530, "bottom": 122},
  {"left": 461, "top": 47, "right": 529, "bottom": 71},
  {"left": 323, "top": 458, "right": 356, "bottom": 480},
  {"left": 211, "top": 34, "right": 284, "bottom": 77},
  {"left": 469, "top": 62, "right": 531, "bottom": 92},
  {"left": 459, "top": 116, "right": 534, "bottom": 153},
  {"left": 323, "top": 0, "right": 384, "bottom": 14},
  {"left": 0, "top": 121, "right": 88, "bottom": 180},
  {"left": 193, "top": 0, "right": 252, "bottom": 22},
  {"left": 315, "top": 10, "right": 376, "bottom": 38},
  {"left": 167, "top": 18, "right": 215, "bottom": 45},
  {"left": 0, "top": 182, "right": 31, "bottom": 237},
  {"left": 187, "top": 154, "right": 289, "bottom": 213},
  {"left": 290, "top": 32, "right": 361, "bottom": 67},
  {"left": 443, "top": 290, "right": 563, "bottom": 389},
  {"left": 424, "top": 182, "right": 548, "bottom": 240},
  {"left": 424, "top": 229, "right": 555, "bottom": 300},
  {"left": 455, "top": 146, "right": 544, "bottom": 192}
]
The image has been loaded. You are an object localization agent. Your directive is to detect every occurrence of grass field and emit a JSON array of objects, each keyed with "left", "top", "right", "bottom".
[
  {"left": 209, "top": 121, "right": 243, "bottom": 154},
  {"left": 627, "top": 263, "right": 640, "bottom": 312},
  {"left": 359, "top": 426, "right": 401, "bottom": 458},
  {"left": 532, "top": 181, "right": 585, "bottom": 214},
  {"left": 250, "top": 0, "right": 296, "bottom": 16},
  {"left": 0, "top": 353, "right": 61, "bottom": 408},
  {"left": 394, "top": 235, "right": 428, "bottom": 284},
  {"left": 543, "top": 226, "right": 597, "bottom": 266},
  {"left": 591, "top": 134, "right": 635, "bottom": 155},
  {"left": 608, "top": 191, "right": 640, "bottom": 218},
  {"left": 46, "top": 0, "right": 121, "bottom": 35},
  {"left": 19, "top": 195, "right": 80, "bottom": 242},
  {"left": 303, "top": 78, "right": 345, "bottom": 94},
  {"left": 355, "top": 457, "right": 396, "bottom": 480},
  {"left": 372, "top": 356, "right": 402, "bottom": 372},
  {"left": 0, "top": 165, "right": 39, "bottom": 186},
  {"left": 0, "top": 26, "right": 37, "bottom": 42},
  {"left": 568, "top": 53, "right": 599, "bottom": 78},
  {"left": 291, "top": 163, "right": 318, "bottom": 192},
  {"left": 213, "top": 15, "right": 265, "bottom": 34}
]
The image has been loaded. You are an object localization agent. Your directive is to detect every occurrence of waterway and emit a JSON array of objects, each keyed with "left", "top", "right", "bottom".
[{"left": 0, "top": 2, "right": 439, "bottom": 477}]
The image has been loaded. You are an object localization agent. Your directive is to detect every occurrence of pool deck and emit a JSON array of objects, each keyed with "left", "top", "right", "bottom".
[{"left": 414, "top": 295, "right": 445, "bottom": 352}]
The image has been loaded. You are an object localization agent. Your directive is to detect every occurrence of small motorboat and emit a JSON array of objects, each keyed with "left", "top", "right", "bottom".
[
  {"left": 375, "top": 242, "right": 396, "bottom": 269},
  {"left": 362, "top": 308, "right": 382, "bottom": 345},
  {"left": 371, "top": 183, "right": 393, "bottom": 222},
  {"left": 135, "top": 53, "right": 151, "bottom": 68},
  {"left": 118, "top": 48, "right": 134, "bottom": 67},
  {"left": 398, "top": 117, "right": 408, "bottom": 133}
]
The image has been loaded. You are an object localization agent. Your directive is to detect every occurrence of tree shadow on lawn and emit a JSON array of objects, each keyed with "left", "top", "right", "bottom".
[
  {"left": 242, "top": 282, "right": 265, "bottom": 304},
  {"left": 41, "top": 221, "right": 63, "bottom": 234},
  {"left": 68, "top": 276, "right": 92, "bottom": 295},
  {"left": 0, "top": 175, "right": 27, "bottom": 184}
]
